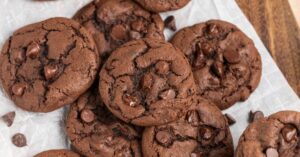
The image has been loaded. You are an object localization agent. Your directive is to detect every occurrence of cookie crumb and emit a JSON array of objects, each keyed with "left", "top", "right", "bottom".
[
  {"left": 164, "top": 16, "right": 177, "bottom": 31},
  {"left": 225, "top": 113, "right": 236, "bottom": 125},
  {"left": 12, "top": 133, "right": 27, "bottom": 147}
]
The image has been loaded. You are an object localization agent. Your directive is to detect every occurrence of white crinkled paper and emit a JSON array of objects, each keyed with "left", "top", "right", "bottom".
[{"left": 0, "top": 0, "right": 299, "bottom": 156}]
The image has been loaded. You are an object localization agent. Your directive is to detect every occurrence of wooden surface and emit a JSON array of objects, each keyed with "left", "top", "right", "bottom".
[{"left": 236, "top": 0, "right": 300, "bottom": 97}]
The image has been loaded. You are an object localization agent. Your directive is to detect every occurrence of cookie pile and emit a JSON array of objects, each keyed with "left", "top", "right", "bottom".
[{"left": 3, "top": 0, "right": 293, "bottom": 157}]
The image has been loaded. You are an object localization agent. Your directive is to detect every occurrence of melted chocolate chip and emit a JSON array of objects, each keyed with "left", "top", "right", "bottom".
[
  {"left": 80, "top": 109, "right": 95, "bottom": 123},
  {"left": 249, "top": 111, "right": 264, "bottom": 123},
  {"left": 110, "top": 25, "right": 127, "bottom": 41},
  {"left": 155, "top": 130, "right": 173, "bottom": 147},
  {"left": 186, "top": 110, "right": 200, "bottom": 126},
  {"left": 1, "top": 111, "right": 16, "bottom": 127},
  {"left": 11, "top": 83, "right": 27, "bottom": 96},
  {"left": 223, "top": 49, "right": 241, "bottom": 63},
  {"left": 26, "top": 42, "right": 40, "bottom": 59},
  {"left": 281, "top": 125, "right": 297, "bottom": 142},
  {"left": 141, "top": 74, "right": 153, "bottom": 90},
  {"left": 12, "top": 133, "right": 27, "bottom": 147},
  {"left": 201, "top": 42, "right": 214, "bottom": 56},
  {"left": 12, "top": 49, "right": 25, "bottom": 63},
  {"left": 212, "top": 61, "right": 224, "bottom": 78},
  {"left": 164, "top": 16, "right": 176, "bottom": 31},
  {"left": 266, "top": 148, "right": 278, "bottom": 157},
  {"left": 159, "top": 89, "right": 176, "bottom": 100},
  {"left": 198, "top": 127, "right": 213, "bottom": 140},
  {"left": 44, "top": 64, "right": 59, "bottom": 80}
]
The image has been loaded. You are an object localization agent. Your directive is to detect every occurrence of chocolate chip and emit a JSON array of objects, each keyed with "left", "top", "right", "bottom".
[
  {"left": 155, "top": 130, "right": 173, "bottom": 147},
  {"left": 281, "top": 125, "right": 297, "bottom": 142},
  {"left": 110, "top": 24, "right": 127, "bottom": 41},
  {"left": 201, "top": 42, "right": 214, "bottom": 56},
  {"left": 131, "top": 20, "right": 144, "bottom": 32},
  {"left": 249, "top": 111, "right": 264, "bottom": 123},
  {"left": 266, "top": 148, "right": 279, "bottom": 157},
  {"left": 155, "top": 61, "right": 170, "bottom": 75},
  {"left": 193, "top": 53, "right": 206, "bottom": 69},
  {"left": 141, "top": 74, "right": 153, "bottom": 90},
  {"left": 123, "top": 94, "right": 139, "bottom": 107},
  {"left": 198, "top": 127, "right": 212, "bottom": 140},
  {"left": 159, "top": 89, "right": 176, "bottom": 100},
  {"left": 1, "top": 111, "right": 16, "bottom": 127},
  {"left": 12, "top": 133, "right": 27, "bottom": 147},
  {"left": 223, "top": 49, "right": 241, "bottom": 63},
  {"left": 129, "top": 31, "right": 142, "bottom": 40},
  {"left": 80, "top": 109, "right": 95, "bottom": 123},
  {"left": 44, "top": 64, "right": 59, "bottom": 80},
  {"left": 190, "top": 152, "right": 204, "bottom": 157},
  {"left": 225, "top": 113, "right": 236, "bottom": 126},
  {"left": 11, "top": 82, "right": 27, "bottom": 96},
  {"left": 26, "top": 42, "right": 40, "bottom": 59},
  {"left": 186, "top": 110, "right": 200, "bottom": 126},
  {"left": 164, "top": 16, "right": 176, "bottom": 31},
  {"left": 211, "top": 61, "right": 224, "bottom": 78},
  {"left": 12, "top": 49, "right": 25, "bottom": 63},
  {"left": 208, "top": 24, "right": 219, "bottom": 36}
]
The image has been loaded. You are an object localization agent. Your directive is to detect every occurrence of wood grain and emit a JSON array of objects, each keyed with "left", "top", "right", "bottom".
[{"left": 236, "top": 0, "right": 300, "bottom": 97}]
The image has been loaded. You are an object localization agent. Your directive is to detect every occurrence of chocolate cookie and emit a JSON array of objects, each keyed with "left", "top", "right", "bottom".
[
  {"left": 171, "top": 20, "right": 262, "bottom": 110},
  {"left": 34, "top": 149, "right": 80, "bottom": 157},
  {"left": 134, "top": 0, "right": 191, "bottom": 12},
  {"left": 142, "top": 96, "right": 234, "bottom": 157},
  {"left": 236, "top": 111, "right": 300, "bottom": 157},
  {"left": 99, "top": 38, "right": 197, "bottom": 126},
  {"left": 66, "top": 88, "right": 142, "bottom": 157},
  {"left": 0, "top": 18, "right": 99, "bottom": 112},
  {"left": 74, "top": 0, "right": 165, "bottom": 62}
]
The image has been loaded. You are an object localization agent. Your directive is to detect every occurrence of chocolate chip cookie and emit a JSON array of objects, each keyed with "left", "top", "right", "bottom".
[
  {"left": 171, "top": 20, "right": 262, "bottom": 110},
  {"left": 236, "top": 111, "right": 300, "bottom": 157},
  {"left": 99, "top": 38, "right": 197, "bottom": 126},
  {"left": 74, "top": 0, "right": 165, "bottom": 62},
  {"left": 134, "top": 0, "right": 191, "bottom": 12},
  {"left": 0, "top": 18, "right": 99, "bottom": 112},
  {"left": 34, "top": 149, "right": 80, "bottom": 157},
  {"left": 66, "top": 88, "right": 142, "bottom": 157},
  {"left": 142, "top": 96, "right": 234, "bottom": 157}
]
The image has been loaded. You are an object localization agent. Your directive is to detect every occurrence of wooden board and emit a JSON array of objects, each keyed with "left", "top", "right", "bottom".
[{"left": 236, "top": 0, "right": 300, "bottom": 97}]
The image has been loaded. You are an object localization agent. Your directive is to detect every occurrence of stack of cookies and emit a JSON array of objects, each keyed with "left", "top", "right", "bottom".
[{"left": 1, "top": 0, "right": 297, "bottom": 157}]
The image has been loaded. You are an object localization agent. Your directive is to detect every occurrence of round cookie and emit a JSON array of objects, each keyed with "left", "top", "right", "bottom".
[
  {"left": 34, "top": 149, "right": 80, "bottom": 157},
  {"left": 0, "top": 18, "right": 99, "bottom": 112},
  {"left": 74, "top": 0, "right": 165, "bottom": 62},
  {"left": 99, "top": 38, "right": 197, "bottom": 126},
  {"left": 171, "top": 20, "right": 262, "bottom": 110},
  {"left": 236, "top": 111, "right": 300, "bottom": 157},
  {"left": 134, "top": 0, "right": 191, "bottom": 13},
  {"left": 142, "top": 96, "right": 234, "bottom": 157},
  {"left": 66, "top": 88, "right": 142, "bottom": 157}
]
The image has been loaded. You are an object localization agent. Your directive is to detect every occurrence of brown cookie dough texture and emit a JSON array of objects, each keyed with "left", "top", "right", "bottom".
[
  {"left": 73, "top": 0, "right": 165, "bottom": 62},
  {"left": 236, "top": 111, "right": 300, "bottom": 157},
  {"left": 142, "top": 96, "right": 234, "bottom": 157},
  {"left": 99, "top": 38, "right": 197, "bottom": 126},
  {"left": 34, "top": 149, "right": 80, "bottom": 157},
  {"left": 66, "top": 89, "right": 142, "bottom": 157},
  {"left": 134, "top": 0, "right": 191, "bottom": 12},
  {"left": 171, "top": 20, "right": 262, "bottom": 110},
  {"left": 0, "top": 18, "right": 100, "bottom": 112}
]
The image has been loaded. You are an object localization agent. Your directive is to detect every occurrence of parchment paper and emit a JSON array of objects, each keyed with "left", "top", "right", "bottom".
[{"left": 0, "top": 0, "right": 299, "bottom": 156}]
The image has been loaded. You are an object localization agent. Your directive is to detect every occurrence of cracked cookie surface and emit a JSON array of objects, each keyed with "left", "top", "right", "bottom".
[
  {"left": 99, "top": 38, "right": 197, "bottom": 126},
  {"left": 236, "top": 111, "right": 300, "bottom": 157},
  {"left": 142, "top": 96, "right": 234, "bottom": 157},
  {"left": 134, "top": 0, "right": 190, "bottom": 12},
  {"left": 171, "top": 20, "right": 262, "bottom": 110},
  {"left": 34, "top": 149, "right": 80, "bottom": 157},
  {"left": 73, "top": 0, "right": 165, "bottom": 63},
  {"left": 0, "top": 17, "right": 100, "bottom": 112},
  {"left": 66, "top": 88, "right": 142, "bottom": 157}
]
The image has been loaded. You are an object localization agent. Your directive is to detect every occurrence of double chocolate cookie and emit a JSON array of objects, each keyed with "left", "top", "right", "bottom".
[
  {"left": 134, "top": 0, "right": 191, "bottom": 12},
  {"left": 74, "top": 0, "right": 165, "bottom": 62},
  {"left": 142, "top": 96, "right": 234, "bottom": 157},
  {"left": 0, "top": 18, "right": 99, "bottom": 112},
  {"left": 99, "top": 38, "right": 197, "bottom": 126},
  {"left": 236, "top": 111, "right": 300, "bottom": 157},
  {"left": 34, "top": 149, "right": 80, "bottom": 157},
  {"left": 66, "top": 88, "right": 142, "bottom": 157},
  {"left": 171, "top": 20, "right": 262, "bottom": 110}
]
